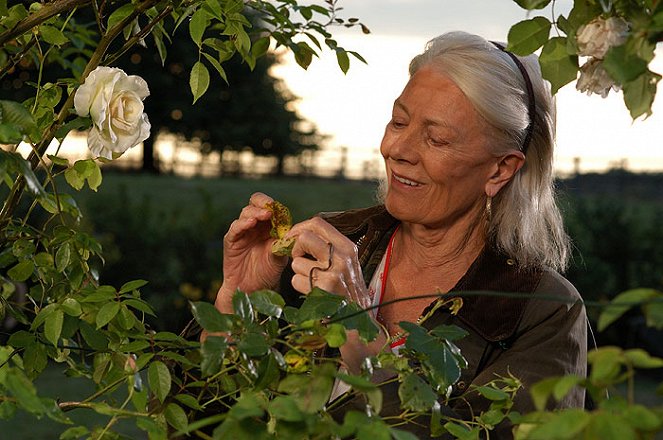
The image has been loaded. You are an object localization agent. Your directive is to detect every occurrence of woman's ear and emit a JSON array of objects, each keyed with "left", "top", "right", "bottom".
[{"left": 485, "top": 151, "right": 525, "bottom": 197}]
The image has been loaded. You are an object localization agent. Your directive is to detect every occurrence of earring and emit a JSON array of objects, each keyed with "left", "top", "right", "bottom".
[{"left": 485, "top": 196, "right": 492, "bottom": 221}]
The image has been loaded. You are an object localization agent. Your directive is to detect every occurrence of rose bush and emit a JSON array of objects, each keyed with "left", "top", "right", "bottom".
[
  {"left": 506, "top": 1, "right": 661, "bottom": 118},
  {"left": 74, "top": 66, "right": 151, "bottom": 159}
]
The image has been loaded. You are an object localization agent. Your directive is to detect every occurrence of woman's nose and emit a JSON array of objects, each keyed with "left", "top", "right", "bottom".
[{"left": 380, "top": 127, "right": 420, "bottom": 164}]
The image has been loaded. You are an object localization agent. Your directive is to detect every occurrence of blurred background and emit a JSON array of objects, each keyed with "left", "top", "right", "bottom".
[{"left": 2, "top": 0, "right": 662, "bottom": 375}]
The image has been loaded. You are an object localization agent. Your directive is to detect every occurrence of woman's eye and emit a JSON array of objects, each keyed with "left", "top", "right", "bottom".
[
  {"left": 429, "top": 138, "right": 448, "bottom": 147},
  {"left": 390, "top": 119, "right": 406, "bottom": 129}
]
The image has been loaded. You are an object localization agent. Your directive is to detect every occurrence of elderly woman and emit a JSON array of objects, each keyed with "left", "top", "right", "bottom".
[{"left": 214, "top": 31, "right": 587, "bottom": 437}]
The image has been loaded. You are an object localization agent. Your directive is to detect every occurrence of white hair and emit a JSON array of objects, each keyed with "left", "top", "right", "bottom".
[{"left": 407, "top": 31, "right": 570, "bottom": 271}]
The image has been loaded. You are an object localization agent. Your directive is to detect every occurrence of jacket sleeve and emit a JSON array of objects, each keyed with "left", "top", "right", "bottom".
[{"left": 453, "top": 269, "right": 587, "bottom": 420}]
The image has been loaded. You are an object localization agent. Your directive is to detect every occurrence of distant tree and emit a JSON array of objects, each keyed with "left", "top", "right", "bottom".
[{"left": 118, "top": 35, "right": 324, "bottom": 175}]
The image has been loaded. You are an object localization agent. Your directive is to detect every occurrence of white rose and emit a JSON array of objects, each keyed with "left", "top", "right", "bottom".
[
  {"left": 74, "top": 66, "right": 151, "bottom": 160},
  {"left": 576, "top": 16, "right": 629, "bottom": 59},
  {"left": 576, "top": 58, "right": 619, "bottom": 98}
]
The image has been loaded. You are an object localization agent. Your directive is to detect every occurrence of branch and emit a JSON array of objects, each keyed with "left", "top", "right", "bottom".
[{"left": 0, "top": 0, "right": 92, "bottom": 47}]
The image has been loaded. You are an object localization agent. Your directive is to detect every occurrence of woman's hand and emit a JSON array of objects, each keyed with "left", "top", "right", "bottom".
[
  {"left": 287, "top": 217, "right": 387, "bottom": 373},
  {"left": 215, "top": 192, "right": 288, "bottom": 313},
  {"left": 287, "top": 217, "right": 369, "bottom": 307}
]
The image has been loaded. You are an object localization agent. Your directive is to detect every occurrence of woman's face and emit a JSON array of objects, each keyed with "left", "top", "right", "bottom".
[{"left": 380, "top": 66, "right": 498, "bottom": 229}]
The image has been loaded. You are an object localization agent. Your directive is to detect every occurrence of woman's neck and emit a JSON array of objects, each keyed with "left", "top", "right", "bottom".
[{"left": 396, "top": 219, "right": 486, "bottom": 271}]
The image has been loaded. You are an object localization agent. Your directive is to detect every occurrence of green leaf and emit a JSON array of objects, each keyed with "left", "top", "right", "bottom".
[
  {"left": 227, "top": 392, "right": 265, "bottom": 420},
  {"left": 201, "top": 52, "right": 228, "bottom": 84},
  {"left": 539, "top": 37, "right": 578, "bottom": 94},
  {"left": 174, "top": 394, "right": 202, "bottom": 411},
  {"left": 23, "top": 342, "right": 48, "bottom": 377},
  {"left": 278, "top": 364, "right": 334, "bottom": 413},
  {"left": 119, "top": 279, "right": 148, "bottom": 294},
  {"left": 8, "top": 260, "right": 33, "bottom": 282},
  {"left": 189, "top": 8, "right": 209, "bottom": 47},
  {"left": 0, "top": 101, "right": 37, "bottom": 143},
  {"left": 268, "top": 395, "right": 305, "bottom": 422},
  {"left": 237, "top": 331, "right": 269, "bottom": 357},
  {"left": 337, "top": 372, "right": 377, "bottom": 392},
  {"left": 552, "top": 374, "right": 582, "bottom": 402},
  {"left": 529, "top": 376, "right": 558, "bottom": 411},
  {"left": 324, "top": 323, "right": 347, "bottom": 347},
  {"left": 336, "top": 49, "right": 350, "bottom": 74},
  {"left": 622, "top": 72, "right": 660, "bottom": 120},
  {"left": 232, "top": 290, "right": 253, "bottom": 322},
  {"left": 506, "top": 16, "right": 551, "bottom": 55},
  {"left": 254, "top": 352, "right": 280, "bottom": 390},
  {"left": 96, "top": 301, "right": 120, "bottom": 328},
  {"left": 526, "top": 409, "right": 590, "bottom": 439},
  {"left": 107, "top": 3, "right": 135, "bottom": 30},
  {"left": 622, "top": 404, "right": 662, "bottom": 431},
  {"left": 190, "top": 61, "right": 210, "bottom": 104},
  {"left": 201, "top": 336, "right": 227, "bottom": 377},
  {"left": 623, "top": 348, "right": 663, "bottom": 369},
  {"left": 251, "top": 36, "right": 270, "bottom": 58},
  {"left": 79, "top": 321, "right": 108, "bottom": 350},
  {"left": 44, "top": 309, "right": 64, "bottom": 346},
  {"left": 603, "top": 46, "right": 648, "bottom": 84},
  {"left": 148, "top": 361, "right": 171, "bottom": 403},
  {"left": 597, "top": 288, "right": 659, "bottom": 331},
  {"left": 398, "top": 373, "right": 437, "bottom": 412},
  {"left": 249, "top": 289, "right": 285, "bottom": 318},
  {"left": 165, "top": 403, "right": 188, "bottom": 431},
  {"left": 390, "top": 428, "right": 419, "bottom": 440},
  {"left": 190, "top": 301, "right": 234, "bottom": 332},
  {"left": 55, "top": 243, "right": 71, "bottom": 272},
  {"left": 585, "top": 412, "right": 636, "bottom": 440},
  {"left": 39, "top": 25, "right": 68, "bottom": 46},
  {"left": 336, "top": 302, "right": 379, "bottom": 342},
  {"left": 124, "top": 299, "right": 156, "bottom": 316},
  {"left": 356, "top": 418, "right": 391, "bottom": 440},
  {"left": 64, "top": 167, "right": 84, "bottom": 190},
  {"left": 296, "top": 288, "right": 345, "bottom": 323},
  {"left": 430, "top": 324, "right": 469, "bottom": 341},
  {"left": 59, "top": 426, "right": 89, "bottom": 439},
  {"left": 513, "top": 0, "right": 552, "bottom": 9},
  {"left": 293, "top": 42, "right": 314, "bottom": 69},
  {"left": 588, "top": 346, "right": 623, "bottom": 383},
  {"left": 47, "top": 155, "right": 69, "bottom": 167},
  {"left": 5, "top": 369, "right": 46, "bottom": 414},
  {"left": 475, "top": 385, "right": 509, "bottom": 401},
  {"left": 87, "top": 160, "right": 102, "bottom": 191}
]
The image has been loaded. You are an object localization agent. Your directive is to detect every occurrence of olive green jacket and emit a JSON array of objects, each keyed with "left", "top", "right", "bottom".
[{"left": 280, "top": 205, "right": 587, "bottom": 439}]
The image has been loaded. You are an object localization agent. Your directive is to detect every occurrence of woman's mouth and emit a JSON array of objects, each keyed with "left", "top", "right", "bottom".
[{"left": 393, "top": 173, "right": 422, "bottom": 187}]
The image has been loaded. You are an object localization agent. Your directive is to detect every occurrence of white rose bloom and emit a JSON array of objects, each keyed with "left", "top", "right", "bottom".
[
  {"left": 577, "top": 16, "right": 629, "bottom": 59},
  {"left": 576, "top": 58, "right": 619, "bottom": 98},
  {"left": 74, "top": 66, "right": 151, "bottom": 160}
]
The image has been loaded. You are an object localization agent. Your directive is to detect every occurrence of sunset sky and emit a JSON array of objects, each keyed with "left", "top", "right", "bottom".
[{"left": 271, "top": 0, "right": 663, "bottom": 176}]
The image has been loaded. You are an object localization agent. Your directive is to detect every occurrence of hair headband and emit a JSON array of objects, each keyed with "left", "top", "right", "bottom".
[{"left": 491, "top": 42, "right": 535, "bottom": 155}]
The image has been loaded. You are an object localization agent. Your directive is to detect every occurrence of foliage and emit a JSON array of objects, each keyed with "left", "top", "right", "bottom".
[
  {"left": 2, "top": 0, "right": 663, "bottom": 438},
  {"left": 508, "top": 0, "right": 663, "bottom": 118}
]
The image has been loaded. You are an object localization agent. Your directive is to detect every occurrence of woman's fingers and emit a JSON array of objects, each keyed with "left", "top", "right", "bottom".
[{"left": 249, "top": 192, "right": 274, "bottom": 208}]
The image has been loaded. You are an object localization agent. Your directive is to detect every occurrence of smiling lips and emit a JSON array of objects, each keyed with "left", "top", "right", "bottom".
[{"left": 392, "top": 172, "right": 422, "bottom": 187}]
